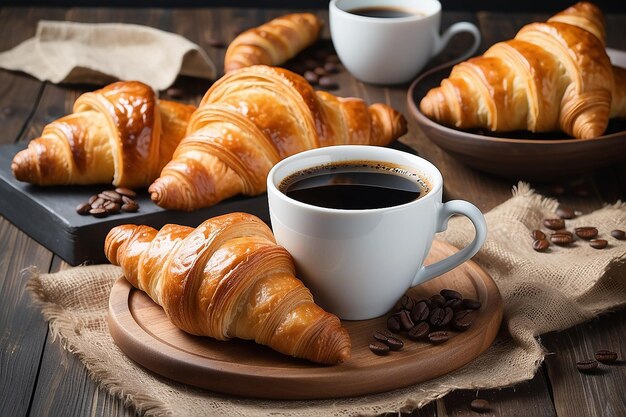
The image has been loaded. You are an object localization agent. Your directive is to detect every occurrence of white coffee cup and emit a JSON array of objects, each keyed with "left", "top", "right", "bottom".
[
  {"left": 267, "top": 145, "right": 487, "bottom": 320},
  {"left": 329, "top": 0, "right": 481, "bottom": 84}
]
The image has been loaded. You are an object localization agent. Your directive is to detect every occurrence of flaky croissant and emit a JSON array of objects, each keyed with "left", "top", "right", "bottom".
[
  {"left": 224, "top": 13, "right": 322, "bottom": 73},
  {"left": 12, "top": 81, "right": 196, "bottom": 188},
  {"left": 149, "top": 65, "right": 407, "bottom": 211},
  {"left": 420, "top": 2, "right": 626, "bottom": 139},
  {"left": 105, "top": 212, "right": 351, "bottom": 365}
]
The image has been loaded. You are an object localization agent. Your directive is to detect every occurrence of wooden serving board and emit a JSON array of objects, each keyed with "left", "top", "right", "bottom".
[{"left": 108, "top": 239, "right": 503, "bottom": 400}]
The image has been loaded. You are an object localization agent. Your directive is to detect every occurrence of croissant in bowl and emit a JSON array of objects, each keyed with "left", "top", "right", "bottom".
[{"left": 420, "top": 2, "right": 626, "bottom": 139}]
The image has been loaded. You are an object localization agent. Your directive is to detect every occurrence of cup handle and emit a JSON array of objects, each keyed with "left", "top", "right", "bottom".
[
  {"left": 432, "top": 21, "right": 481, "bottom": 66},
  {"left": 411, "top": 200, "right": 487, "bottom": 286}
]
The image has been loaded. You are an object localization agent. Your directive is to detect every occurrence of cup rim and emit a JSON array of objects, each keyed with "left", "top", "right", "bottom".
[
  {"left": 267, "top": 145, "right": 443, "bottom": 214},
  {"left": 330, "top": 0, "right": 441, "bottom": 23}
]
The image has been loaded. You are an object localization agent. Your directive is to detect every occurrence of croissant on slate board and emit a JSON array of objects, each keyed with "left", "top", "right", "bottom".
[
  {"left": 149, "top": 65, "right": 407, "bottom": 211},
  {"left": 11, "top": 81, "right": 196, "bottom": 188},
  {"left": 105, "top": 212, "right": 351, "bottom": 365},
  {"left": 224, "top": 13, "right": 322, "bottom": 73},
  {"left": 420, "top": 2, "right": 626, "bottom": 139}
]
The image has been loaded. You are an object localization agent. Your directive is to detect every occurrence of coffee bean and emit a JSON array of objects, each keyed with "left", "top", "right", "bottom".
[
  {"left": 470, "top": 398, "right": 490, "bottom": 413},
  {"left": 385, "top": 336, "right": 404, "bottom": 351},
  {"left": 611, "top": 229, "right": 625, "bottom": 240},
  {"left": 91, "top": 197, "right": 105, "bottom": 209},
  {"left": 576, "top": 359, "right": 598, "bottom": 372},
  {"left": 318, "top": 76, "right": 339, "bottom": 90},
  {"left": 100, "top": 190, "right": 123, "bottom": 203},
  {"left": 531, "top": 229, "right": 546, "bottom": 240},
  {"left": 369, "top": 342, "right": 390, "bottom": 355},
  {"left": 589, "top": 239, "right": 608, "bottom": 249},
  {"left": 323, "top": 62, "right": 340, "bottom": 73},
  {"left": 399, "top": 294, "right": 415, "bottom": 311},
  {"left": 574, "top": 226, "right": 598, "bottom": 240},
  {"left": 427, "top": 331, "right": 449, "bottom": 344},
  {"left": 444, "top": 298, "right": 463, "bottom": 311},
  {"left": 556, "top": 206, "right": 576, "bottom": 219},
  {"left": 429, "top": 307, "right": 453, "bottom": 327},
  {"left": 453, "top": 310, "right": 475, "bottom": 331},
  {"left": 373, "top": 329, "right": 394, "bottom": 343},
  {"left": 594, "top": 350, "right": 618, "bottom": 364},
  {"left": 205, "top": 36, "right": 227, "bottom": 48},
  {"left": 440, "top": 289, "right": 462, "bottom": 300},
  {"left": 407, "top": 321, "right": 430, "bottom": 340},
  {"left": 387, "top": 314, "right": 402, "bottom": 333},
  {"left": 104, "top": 201, "right": 121, "bottom": 214},
  {"left": 533, "top": 239, "right": 550, "bottom": 252},
  {"left": 399, "top": 310, "right": 414, "bottom": 330},
  {"left": 115, "top": 187, "right": 137, "bottom": 198},
  {"left": 429, "top": 294, "right": 446, "bottom": 307},
  {"left": 76, "top": 202, "right": 91, "bottom": 215},
  {"left": 304, "top": 59, "right": 318, "bottom": 70},
  {"left": 304, "top": 70, "right": 319, "bottom": 85},
  {"left": 543, "top": 218, "right": 565, "bottom": 230},
  {"left": 462, "top": 298, "right": 482, "bottom": 310},
  {"left": 314, "top": 66, "right": 327, "bottom": 76},
  {"left": 89, "top": 207, "right": 108, "bottom": 218},
  {"left": 551, "top": 231, "right": 574, "bottom": 245},
  {"left": 410, "top": 300, "right": 430, "bottom": 322},
  {"left": 121, "top": 201, "right": 139, "bottom": 213},
  {"left": 88, "top": 194, "right": 99, "bottom": 205},
  {"left": 165, "top": 87, "right": 184, "bottom": 99},
  {"left": 325, "top": 54, "right": 340, "bottom": 63}
]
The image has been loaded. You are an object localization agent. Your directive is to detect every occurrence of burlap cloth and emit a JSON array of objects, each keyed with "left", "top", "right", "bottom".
[
  {"left": 26, "top": 182, "right": 626, "bottom": 417},
  {"left": 0, "top": 20, "right": 216, "bottom": 90}
]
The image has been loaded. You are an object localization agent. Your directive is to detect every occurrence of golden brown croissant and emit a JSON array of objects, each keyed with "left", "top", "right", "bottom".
[
  {"left": 104, "top": 212, "right": 351, "bottom": 365},
  {"left": 11, "top": 81, "right": 196, "bottom": 188},
  {"left": 149, "top": 65, "right": 407, "bottom": 211},
  {"left": 224, "top": 13, "right": 322, "bottom": 73},
  {"left": 420, "top": 2, "right": 626, "bottom": 139}
]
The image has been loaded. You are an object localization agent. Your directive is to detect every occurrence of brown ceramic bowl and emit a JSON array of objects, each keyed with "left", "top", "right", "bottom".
[{"left": 407, "top": 48, "right": 626, "bottom": 180}]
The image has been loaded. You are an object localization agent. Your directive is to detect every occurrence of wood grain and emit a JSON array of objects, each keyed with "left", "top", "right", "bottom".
[{"left": 108, "top": 240, "right": 503, "bottom": 400}]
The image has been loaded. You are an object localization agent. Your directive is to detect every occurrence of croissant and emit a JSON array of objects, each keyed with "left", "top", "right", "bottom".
[
  {"left": 224, "top": 13, "right": 322, "bottom": 73},
  {"left": 420, "top": 2, "right": 626, "bottom": 139},
  {"left": 149, "top": 65, "right": 407, "bottom": 211},
  {"left": 104, "top": 212, "right": 351, "bottom": 364},
  {"left": 11, "top": 81, "right": 196, "bottom": 188}
]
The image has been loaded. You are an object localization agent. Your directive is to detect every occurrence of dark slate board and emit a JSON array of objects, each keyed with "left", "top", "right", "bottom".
[{"left": 0, "top": 141, "right": 414, "bottom": 266}]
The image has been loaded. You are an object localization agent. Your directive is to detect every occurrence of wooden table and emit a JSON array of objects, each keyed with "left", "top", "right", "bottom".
[{"left": 1, "top": 6, "right": 625, "bottom": 417}]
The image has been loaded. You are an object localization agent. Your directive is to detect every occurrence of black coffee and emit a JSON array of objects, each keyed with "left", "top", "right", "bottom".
[
  {"left": 279, "top": 161, "right": 427, "bottom": 210},
  {"left": 348, "top": 6, "right": 416, "bottom": 18}
]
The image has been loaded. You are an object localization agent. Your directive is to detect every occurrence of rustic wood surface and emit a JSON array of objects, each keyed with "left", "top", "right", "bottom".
[{"left": 0, "top": 5, "right": 625, "bottom": 417}]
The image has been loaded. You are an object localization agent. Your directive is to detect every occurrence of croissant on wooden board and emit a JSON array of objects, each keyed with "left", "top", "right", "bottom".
[
  {"left": 149, "top": 65, "right": 407, "bottom": 211},
  {"left": 11, "top": 81, "right": 196, "bottom": 188},
  {"left": 104, "top": 212, "right": 351, "bottom": 365},
  {"left": 224, "top": 13, "right": 322, "bottom": 73},
  {"left": 419, "top": 2, "right": 626, "bottom": 139}
]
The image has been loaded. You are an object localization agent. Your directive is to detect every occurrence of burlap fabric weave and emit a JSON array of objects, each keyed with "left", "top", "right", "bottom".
[{"left": 27, "top": 182, "right": 626, "bottom": 417}]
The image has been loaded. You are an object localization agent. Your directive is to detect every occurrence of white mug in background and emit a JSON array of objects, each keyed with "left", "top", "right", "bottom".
[
  {"left": 329, "top": 0, "right": 481, "bottom": 84},
  {"left": 267, "top": 146, "right": 487, "bottom": 320}
]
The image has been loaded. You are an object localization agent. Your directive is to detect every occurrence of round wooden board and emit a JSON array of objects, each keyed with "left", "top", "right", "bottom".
[{"left": 108, "top": 239, "right": 503, "bottom": 400}]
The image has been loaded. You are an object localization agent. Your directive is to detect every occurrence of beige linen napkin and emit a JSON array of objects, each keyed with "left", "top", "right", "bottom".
[
  {"left": 0, "top": 20, "right": 216, "bottom": 90},
  {"left": 27, "top": 182, "right": 626, "bottom": 417}
]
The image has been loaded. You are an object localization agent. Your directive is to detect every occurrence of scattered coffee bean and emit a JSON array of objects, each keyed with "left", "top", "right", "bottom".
[
  {"left": 122, "top": 200, "right": 139, "bottom": 213},
  {"left": 533, "top": 239, "right": 550, "bottom": 252},
  {"left": 323, "top": 61, "right": 340, "bottom": 73},
  {"left": 165, "top": 87, "right": 184, "bottom": 99},
  {"left": 91, "top": 197, "right": 105, "bottom": 209},
  {"left": 610, "top": 229, "right": 625, "bottom": 240},
  {"left": 574, "top": 226, "right": 598, "bottom": 240},
  {"left": 428, "top": 331, "right": 449, "bottom": 344},
  {"left": 470, "top": 398, "right": 491, "bottom": 413},
  {"left": 551, "top": 231, "right": 574, "bottom": 245},
  {"left": 462, "top": 298, "right": 482, "bottom": 310},
  {"left": 430, "top": 306, "right": 453, "bottom": 327},
  {"left": 429, "top": 294, "right": 446, "bottom": 307},
  {"left": 594, "top": 350, "right": 618, "bottom": 364},
  {"left": 369, "top": 342, "right": 390, "bottom": 355},
  {"left": 531, "top": 229, "right": 546, "bottom": 240},
  {"left": 104, "top": 201, "right": 121, "bottom": 214},
  {"left": 407, "top": 321, "right": 430, "bottom": 340},
  {"left": 576, "top": 359, "right": 598, "bottom": 372},
  {"left": 453, "top": 310, "right": 475, "bottom": 331},
  {"left": 543, "top": 218, "right": 565, "bottom": 230},
  {"left": 205, "top": 36, "right": 227, "bottom": 48},
  {"left": 399, "top": 294, "right": 415, "bottom": 311},
  {"left": 89, "top": 207, "right": 108, "bottom": 218},
  {"left": 100, "top": 190, "right": 123, "bottom": 203},
  {"left": 314, "top": 66, "right": 327, "bottom": 76},
  {"left": 115, "top": 187, "right": 137, "bottom": 198},
  {"left": 387, "top": 314, "right": 402, "bottom": 333},
  {"left": 88, "top": 194, "right": 98, "bottom": 205},
  {"left": 318, "top": 76, "right": 339, "bottom": 90},
  {"left": 304, "top": 59, "right": 318, "bottom": 70},
  {"left": 385, "top": 336, "right": 404, "bottom": 351},
  {"left": 440, "top": 289, "right": 462, "bottom": 300},
  {"left": 399, "top": 310, "right": 414, "bottom": 330},
  {"left": 589, "top": 239, "right": 608, "bottom": 249},
  {"left": 75, "top": 202, "right": 91, "bottom": 215},
  {"left": 444, "top": 298, "right": 463, "bottom": 311},
  {"left": 373, "top": 330, "right": 392, "bottom": 343},
  {"left": 303, "top": 70, "right": 319, "bottom": 85},
  {"left": 325, "top": 54, "right": 340, "bottom": 63},
  {"left": 410, "top": 300, "right": 430, "bottom": 322},
  {"left": 556, "top": 206, "right": 576, "bottom": 219}
]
